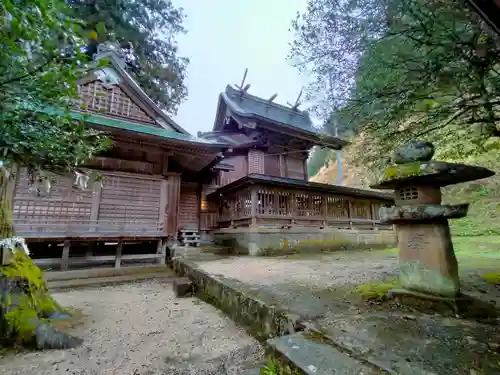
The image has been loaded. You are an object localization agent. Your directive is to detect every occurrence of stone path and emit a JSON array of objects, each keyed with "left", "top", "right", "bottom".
[
  {"left": 0, "top": 280, "right": 264, "bottom": 375},
  {"left": 196, "top": 251, "right": 399, "bottom": 318}
]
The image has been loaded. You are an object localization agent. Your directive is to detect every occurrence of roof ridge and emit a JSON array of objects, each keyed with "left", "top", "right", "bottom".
[{"left": 225, "top": 85, "right": 311, "bottom": 120}]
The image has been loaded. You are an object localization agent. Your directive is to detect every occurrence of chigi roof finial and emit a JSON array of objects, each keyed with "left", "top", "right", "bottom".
[
  {"left": 94, "top": 41, "right": 126, "bottom": 69},
  {"left": 234, "top": 68, "right": 251, "bottom": 93}
]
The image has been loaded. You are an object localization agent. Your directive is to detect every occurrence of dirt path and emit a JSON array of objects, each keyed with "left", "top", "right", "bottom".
[{"left": 0, "top": 280, "right": 264, "bottom": 375}]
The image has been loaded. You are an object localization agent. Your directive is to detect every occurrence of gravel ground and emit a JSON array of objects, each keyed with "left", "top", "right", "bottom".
[{"left": 0, "top": 280, "right": 264, "bottom": 375}]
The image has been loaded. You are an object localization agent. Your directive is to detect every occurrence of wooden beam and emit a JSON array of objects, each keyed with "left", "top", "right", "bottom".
[
  {"left": 61, "top": 240, "right": 71, "bottom": 271},
  {"left": 115, "top": 240, "right": 123, "bottom": 269}
]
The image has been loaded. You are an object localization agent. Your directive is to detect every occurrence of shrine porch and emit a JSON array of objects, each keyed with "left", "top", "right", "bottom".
[{"left": 206, "top": 174, "right": 397, "bottom": 255}]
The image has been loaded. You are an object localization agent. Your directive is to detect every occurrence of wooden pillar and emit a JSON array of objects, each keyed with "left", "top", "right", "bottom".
[
  {"left": 90, "top": 182, "right": 102, "bottom": 232},
  {"left": 196, "top": 183, "right": 202, "bottom": 232},
  {"left": 290, "top": 192, "right": 296, "bottom": 226},
  {"left": 114, "top": 240, "right": 123, "bottom": 269},
  {"left": 85, "top": 242, "right": 93, "bottom": 258},
  {"left": 347, "top": 200, "right": 353, "bottom": 229},
  {"left": 322, "top": 194, "right": 328, "bottom": 228},
  {"left": 303, "top": 152, "right": 309, "bottom": 181},
  {"left": 157, "top": 239, "right": 167, "bottom": 264},
  {"left": 279, "top": 154, "right": 286, "bottom": 178},
  {"left": 166, "top": 173, "right": 181, "bottom": 237},
  {"left": 370, "top": 202, "right": 376, "bottom": 229},
  {"left": 159, "top": 179, "right": 168, "bottom": 233},
  {"left": 61, "top": 240, "right": 71, "bottom": 271},
  {"left": 250, "top": 186, "right": 258, "bottom": 227}
]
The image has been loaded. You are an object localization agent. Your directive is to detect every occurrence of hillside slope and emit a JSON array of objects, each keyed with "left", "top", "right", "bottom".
[{"left": 310, "top": 144, "right": 500, "bottom": 237}]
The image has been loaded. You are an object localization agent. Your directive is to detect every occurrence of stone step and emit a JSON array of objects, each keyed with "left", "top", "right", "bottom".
[
  {"left": 199, "top": 245, "right": 233, "bottom": 255},
  {"left": 45, "top": 265, "right": 171, "bottom": 282},
  {"left": 48, "top": 272, "right": 174, "bottom": 291},
  {"left": 180, "top": 241, "right": 200, "bottom": 246},
  {"left": 267, "top": 332, "right": 379, "bottom": 375},
  {"left": 173, "top": 247, "right": 203, "bottom": 258}
]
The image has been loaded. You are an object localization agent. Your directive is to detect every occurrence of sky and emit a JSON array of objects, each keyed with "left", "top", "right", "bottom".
[{"left": 172, "top": 0, "right": 310, "bottom": 135}]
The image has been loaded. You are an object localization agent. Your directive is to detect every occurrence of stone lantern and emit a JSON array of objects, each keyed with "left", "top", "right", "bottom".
[{"left": 371, "top": 140, "right": 495, "bottom": 298}]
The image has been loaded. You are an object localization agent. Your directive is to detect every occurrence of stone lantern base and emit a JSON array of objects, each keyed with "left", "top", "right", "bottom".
[{"left": 397, "top": 222, "right": 460, "bottom": 297}]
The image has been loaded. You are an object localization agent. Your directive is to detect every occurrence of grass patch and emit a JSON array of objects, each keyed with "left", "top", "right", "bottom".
[
  {"left": 350, "top": 278, "right": 400, "bottom": 300},
  {"left": 481, "top": 272, "right": 500, "bottom": 285},
  {"left": 260, "top": 357, "right": 301, "bottom": 375},
  {"left": 453, "top": 236, "right": 500, "bottom": 270}
]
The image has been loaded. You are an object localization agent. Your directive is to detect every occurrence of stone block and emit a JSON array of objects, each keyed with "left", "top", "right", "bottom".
[
  {"left": 173, "top": 277, "right": 193, "bottom": 297},
  {"left": 267, "top": 332, "right": 373, "bottom": 374}
]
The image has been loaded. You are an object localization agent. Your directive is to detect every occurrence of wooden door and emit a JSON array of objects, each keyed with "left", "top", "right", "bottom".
[{"left": 98, "top": 172, "right": 163, "bottom": 234}]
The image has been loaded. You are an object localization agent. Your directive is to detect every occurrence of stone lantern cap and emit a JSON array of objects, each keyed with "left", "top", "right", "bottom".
[{"left": 370, "top": 140, "right": 495, "bottom": 190}]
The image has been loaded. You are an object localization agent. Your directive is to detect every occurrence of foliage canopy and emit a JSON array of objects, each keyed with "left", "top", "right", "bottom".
[
  {"left": 68, "top": 0, "right": 189, "bottom": 114},
  {"left": 0, "top": 0, "right": 110, "bottom": 176},
  {"left": 291, "top": 0, "right": 500, "bottom": 169}
]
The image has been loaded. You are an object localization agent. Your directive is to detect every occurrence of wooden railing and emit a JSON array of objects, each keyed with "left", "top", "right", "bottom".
[{"left": 214, "top": 184, "right": 392, "bottom": 230}]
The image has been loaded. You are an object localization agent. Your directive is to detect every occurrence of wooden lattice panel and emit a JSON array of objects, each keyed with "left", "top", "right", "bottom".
[
  {"left": 99, "top": 173, "right": 162, "bottom": 223},
  {"left": 326, "top": 196, "right": 349, "bottom": 219},
  {"left": 75, "top": 80, "right": 158, "bottom": 125},
  {"left": 350, "top": 199, "right": 372, "bottom": 219},
  {"left": 13, "top": 169, "right": 93, "bottom": 217}
]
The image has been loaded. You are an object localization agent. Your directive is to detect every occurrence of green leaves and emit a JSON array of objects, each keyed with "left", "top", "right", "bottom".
[
  {"left": 291, "top": 0, "right": 500, "bottom": 168},
  {"left": 68, "top": 0, "right": 188, "bottom": 114},
  {"left": 0, "top": 0, "right": 110, "bottom": 174}
]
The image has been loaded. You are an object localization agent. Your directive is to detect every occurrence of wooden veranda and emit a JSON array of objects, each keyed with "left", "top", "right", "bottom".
[{"left": 206, "top": 174, "right": 394, "bottom": 231}]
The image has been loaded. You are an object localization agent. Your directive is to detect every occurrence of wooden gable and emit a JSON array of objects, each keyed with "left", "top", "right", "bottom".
[{"left": 74, "top": 79, "right": 160, "bottom": 127}]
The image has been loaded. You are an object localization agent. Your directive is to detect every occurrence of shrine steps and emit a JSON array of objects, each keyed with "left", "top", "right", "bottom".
[
  {"left": 46, "top": 265, "right": 174, "bottom": 290},
  {"left": 171, "top": 257, "right": 381, "bottom": 375}
]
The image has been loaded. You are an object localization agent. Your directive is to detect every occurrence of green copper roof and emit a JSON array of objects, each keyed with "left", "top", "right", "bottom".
[{"left": 42, "top": 107, "right": 228, "bottom": 146}]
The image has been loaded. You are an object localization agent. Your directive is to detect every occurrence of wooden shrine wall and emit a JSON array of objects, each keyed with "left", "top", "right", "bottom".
[
  {"left": 264, "top": 155, "right": 281, "bottom": 177},
  {"left": 219, "top": 155, "right": 248, "bottom": 186},
  {"left": 12, "top": 169, "right": 167, "bottom": 238},
  {"left": 286, "top": 155, "right": 306, "bottom": 180}
]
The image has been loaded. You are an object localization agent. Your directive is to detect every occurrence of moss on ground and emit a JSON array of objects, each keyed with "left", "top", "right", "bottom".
[
  {"left": 0, "top": 251, "right": 67, "bottom": 347},
  {"left": 260, "top": 357, "right": 302, "bottom": 375},
  {"left": 350, "top": 278, "right": 400, "bottom": 301}
]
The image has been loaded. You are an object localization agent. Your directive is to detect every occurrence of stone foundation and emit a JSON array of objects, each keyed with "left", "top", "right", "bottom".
[{"left": 213, "top": 227, "right": 397, "bottom": 256}]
